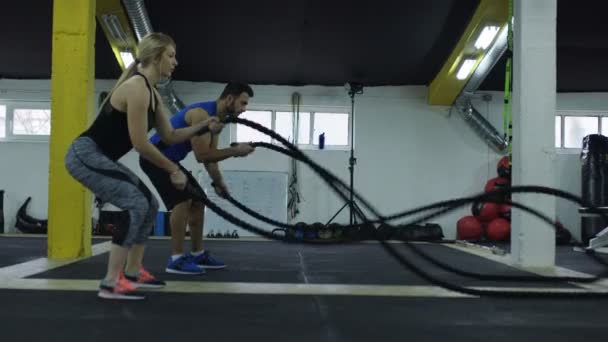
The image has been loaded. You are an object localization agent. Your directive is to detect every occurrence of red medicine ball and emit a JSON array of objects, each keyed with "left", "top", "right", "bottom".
[
  {"left": 498, "top": 203, "right": 511, "bottom": 220},
  {"left": 497, "top": 156, "right": 511, "bottom": 178},
  {"left": 457, "top": 216, "right": 483, "bottom": 241},
  {"left": 486, "top": 218, "right": 511, "bottom": 241},
  {"left": 484, "top": 177, "right": 510, "bottom": 193},
  {"left": 471, "top": 202, "right": 500, "bottom": 222}
]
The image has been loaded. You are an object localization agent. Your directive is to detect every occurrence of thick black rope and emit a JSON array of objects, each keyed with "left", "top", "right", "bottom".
[
  {"left": 223, "top": 116, "right": 605, "bottom": 288},
  {"left": 196, "top": 183, "right": 608, "bottom": 298},
  {"left": 226, "top": 117, "right": 608, "bottom": 251},
  {"left": 216, "top": 158, "right": 608, "bottom": 285},
  {"left": 221, "top": 144, "right": 608, "bottom": 283},
  {"left": 190, "top": 116, "right": 608, "bottom": 297},
  {"left": 237, "top": 118, "right": 608, "bottom": 275}
]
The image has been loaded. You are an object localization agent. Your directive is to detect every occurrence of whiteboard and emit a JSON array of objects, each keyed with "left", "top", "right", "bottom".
[{"left": 198, "top": 170, "right": 288, "bottom": 237}]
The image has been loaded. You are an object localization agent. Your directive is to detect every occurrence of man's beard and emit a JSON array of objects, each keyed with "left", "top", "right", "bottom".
[{"left": 227, "top": 104, "right": 237, "bottom": 115}]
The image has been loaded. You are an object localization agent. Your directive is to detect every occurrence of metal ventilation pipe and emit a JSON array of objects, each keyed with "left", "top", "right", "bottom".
[
  {"left": 157, "top": 79, "right": 186, "bottom": 114},
  {"left": 121, "top": 0, "right": 153, "bottom": 41},
  {"left": 455, "top": 96, "right": 507, "bottom": 153},
  {"left": 455, "top": 25, "right": 509, "bottom": 154},
  {"left": 122, "top": 0, "right": 185, "bottom": 115}
]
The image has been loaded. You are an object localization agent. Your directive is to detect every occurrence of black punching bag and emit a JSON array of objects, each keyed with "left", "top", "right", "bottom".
[
  {"left": 581, "top": 135, "right": 604, "bottom": 206},
  {"left": 0, "top": 190, "right": 4, "bottom": 234},
  {"left": 581, "top": 134, "right": 608, "bottom": 244}
]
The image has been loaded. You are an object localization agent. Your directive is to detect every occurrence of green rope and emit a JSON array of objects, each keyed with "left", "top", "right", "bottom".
[{"left": 503, "top": 0, "right": 513, "bottom": 164}]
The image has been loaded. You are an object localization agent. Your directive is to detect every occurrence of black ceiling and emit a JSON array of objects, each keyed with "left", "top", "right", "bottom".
[{"left": 0, "top": 0, "right": 606, "bottom": 92}]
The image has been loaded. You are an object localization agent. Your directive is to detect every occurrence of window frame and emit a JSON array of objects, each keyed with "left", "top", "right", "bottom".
[
  {"left": 231, "top": 104, "right": 351, "bottom": 151},
  {"left": 0, "top": 103, "right": 7, "bottom": 140},
  {"left": 555, "top": 110, "right": 608, "bottom": 153},
  {"left": 231, "top": 109, "right": 274, "bottom": 144},
  {"left": 0, "top": 100, "right": 51, "bottom": 143},
  {"left": 311, "top": 111, "right": 351, "bottom": 148}
]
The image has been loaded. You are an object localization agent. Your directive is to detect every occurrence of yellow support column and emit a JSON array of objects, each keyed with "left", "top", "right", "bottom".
[{"left": 48, "top": 0, "right": 96, "bottom": 259}]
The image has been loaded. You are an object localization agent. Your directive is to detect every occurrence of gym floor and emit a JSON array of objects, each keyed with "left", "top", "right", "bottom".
[{"left": 0, "top": 235, "right": 606, "bottom": 341}]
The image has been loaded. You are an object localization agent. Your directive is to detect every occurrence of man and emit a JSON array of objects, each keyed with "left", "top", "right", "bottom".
[{"left": 140, "top": 83, "right": 255, "bottom": 275}]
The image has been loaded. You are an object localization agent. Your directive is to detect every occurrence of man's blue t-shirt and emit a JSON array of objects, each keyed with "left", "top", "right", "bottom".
[{"left": 150, "top": 101, "right": 217, "bottom": 162}]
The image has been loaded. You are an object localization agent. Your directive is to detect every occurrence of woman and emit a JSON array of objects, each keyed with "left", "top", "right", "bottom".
[{"left": 65, "top": 32, "right": 223, "bottom": 300}]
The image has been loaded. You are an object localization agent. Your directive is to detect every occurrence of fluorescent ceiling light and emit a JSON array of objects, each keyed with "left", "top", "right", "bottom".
[
  {"left": 101, "top": 14, "right": 128, "bottom": 44},
  {"left": 474, "top": 25, "right": 500, "bottom": 50},
  {"left": 120, "top": 51, "right": 135, "bottom": 67},
  {"left": 456, "top": 58, "right": 476, "bottom": 80}
]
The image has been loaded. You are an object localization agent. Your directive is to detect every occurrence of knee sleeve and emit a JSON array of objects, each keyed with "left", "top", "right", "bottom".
[
  {"left": 133, "top": 195, "right": 159, "bottom": 244},
  {"left": 111, "top": 210, "right": 131, "bottom": 246}
]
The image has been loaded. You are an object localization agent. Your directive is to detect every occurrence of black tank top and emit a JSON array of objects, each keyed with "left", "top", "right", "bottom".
[{"left": 81, "top": 72, "right": 156, "bottom": 161}]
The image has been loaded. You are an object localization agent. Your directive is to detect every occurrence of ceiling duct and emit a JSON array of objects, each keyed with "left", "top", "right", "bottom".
[
  {"left": 121, "top": 0, "right": 152, "bottom": 41},
  {"left": 121, "top": 0, "right": 185, "bottom": 115},
  {"left": 454, "top": 25, "right": 509, "bottom": 154},
  {"left": 157, "top": 78, "right": 186, "bottom": 114},
  {"left": 454, "top": 96, "right": 507, "bottom": 153}
]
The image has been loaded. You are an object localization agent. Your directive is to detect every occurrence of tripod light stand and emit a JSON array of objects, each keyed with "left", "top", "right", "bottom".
[{"left": 326, "top": 82, "right": 365, "bottom": 227}]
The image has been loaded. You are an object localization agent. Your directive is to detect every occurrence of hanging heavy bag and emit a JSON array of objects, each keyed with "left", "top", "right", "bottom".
[
  {"left": 581, "top": 134, "right": 606, "bottom": 206},
  {"left": 581, "top": 134, "right": 608, "bottom": 244}
]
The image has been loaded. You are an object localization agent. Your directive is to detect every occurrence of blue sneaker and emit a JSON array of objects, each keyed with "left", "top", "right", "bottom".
[
  {"left": 191, "top": 251, "right": 227, "bottom": 269},
  {"left": 165, "top": 255, "right": 206, "bottom": 275}
]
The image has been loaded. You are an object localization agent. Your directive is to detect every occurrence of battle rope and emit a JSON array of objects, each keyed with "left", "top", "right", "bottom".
[{"left": 187, "top": 116, "right": 608, "bottom": 298}]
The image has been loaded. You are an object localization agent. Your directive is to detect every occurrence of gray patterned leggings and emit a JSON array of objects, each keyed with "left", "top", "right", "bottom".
[{"left": 65, "top": 137, "right": 159, "bottom": 247}]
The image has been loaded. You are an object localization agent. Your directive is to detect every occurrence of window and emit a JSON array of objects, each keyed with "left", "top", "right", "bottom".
[
  {"left": 275, "top": 111, "right": 294, "bottom": 143},
  {"left": 555, "top": 116, "right": 561, "bottom": 148},
  {"left": 235, "top": 110, "right": 272, "bottom": 143},
  {"left": 297, "top": 112, "right": 311, "bottom": 145},
  {"left": 278, "top": 111, "right": 349, "bottom": 146},
  {"left": 601, "top": 117, "right": 608, "bottom": 137},
  {"left": 313, "top": 112, "right": 349, "bottom": 146},
  {"left": 564, "top": 116, "right": 598, "bottom": 148},
  {"left": 276, "top": 111, "right": 311, "bottom": 145},
  {"left": 0, "top": 105, "right": 6, "bottom": 139},
  {"left": 0, "top": 101, "right": 51, "bottom": 142},
  {"left": 231, "top": 108, "right": 349, "bottom": 149},
  {"left": 12, "top": 108, "right": 51, "bottom": 136}
]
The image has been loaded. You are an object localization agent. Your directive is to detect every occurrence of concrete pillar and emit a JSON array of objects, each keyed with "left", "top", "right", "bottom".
[
  {"left": 48, "top": 0, "right": 96, "bottom": 259},
  {"left": 510, "top": 0, "right": 557, "bottom": 268}
]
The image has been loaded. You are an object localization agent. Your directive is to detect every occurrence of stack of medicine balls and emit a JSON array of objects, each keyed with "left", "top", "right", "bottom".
[{"left": 457, "top": 156, "right": 511, "bottom": 242}]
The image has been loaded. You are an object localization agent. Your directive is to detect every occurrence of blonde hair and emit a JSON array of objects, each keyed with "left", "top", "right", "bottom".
[{"left": 97, "top": 32, "right": 176, "bottom": 114}]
